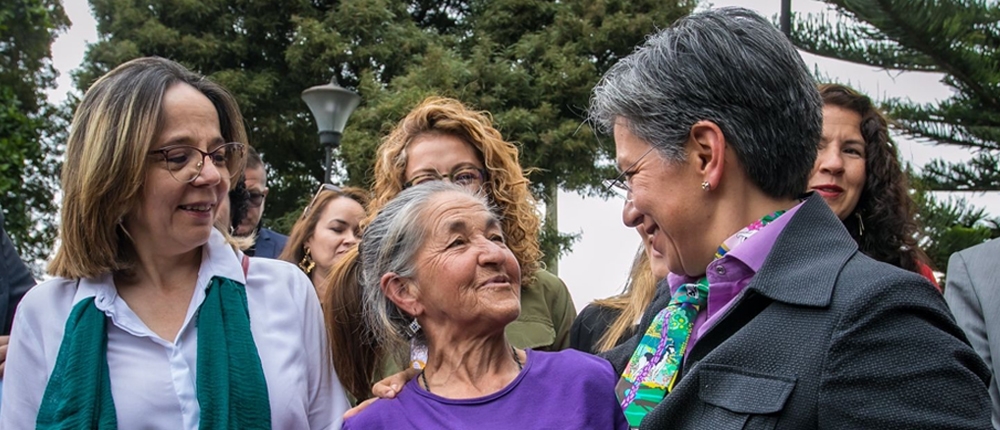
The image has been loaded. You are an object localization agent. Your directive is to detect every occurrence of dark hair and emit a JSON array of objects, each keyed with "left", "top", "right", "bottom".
[
  {"left": 589, "top": 7, "right": 821, "bottom": 199},
  {"left": 228, "top": 175, "right": 251, "bottom": 231},
  {"left": 818, "top": 83, "right": 933, "bottom": 273}
]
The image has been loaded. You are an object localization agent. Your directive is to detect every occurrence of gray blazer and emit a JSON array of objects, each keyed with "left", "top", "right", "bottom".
[
  {"left": 946, "top": 238, "right": 1000, "bottom": 429},
  {"left": 604, "top": 195, "right": 991, "bottom": 429}
]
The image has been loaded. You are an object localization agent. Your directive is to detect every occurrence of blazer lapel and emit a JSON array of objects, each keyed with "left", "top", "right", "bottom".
[
  {"left": 685, "top": 195, "right": 857, "bottom": 367},
  {"left": 746, "top": 194, "right": 857, "bottom": 308}
]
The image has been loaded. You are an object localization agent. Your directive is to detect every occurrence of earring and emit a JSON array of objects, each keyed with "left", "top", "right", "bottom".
[
  {"left": 406, "top": 318, "right": 422, "bottom": 337},
  {"left": 855, "top": 212, "right": 865, "bottom": 237},
  {"left": 298, "top": 247, "right": 316, "bottom": 274},
  {"left": 701, "top": 181, "right": 710, "bottom": 191}
]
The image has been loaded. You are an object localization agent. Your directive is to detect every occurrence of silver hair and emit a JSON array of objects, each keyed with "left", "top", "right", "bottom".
[
  {"left": 589, "top": 7, "right": 822, "bottom": 199},
  {"left": 359, "top": 181, "right": 495, "bottom": 356}
]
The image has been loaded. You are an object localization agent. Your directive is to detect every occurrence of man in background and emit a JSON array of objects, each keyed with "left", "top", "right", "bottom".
[
  {"left": 235, "top": 146, "right": 288, "bottom": 258},
  {"left": 946, "top": 237, "right": 1000, "bottom": 429},
  {"left": 1, "top": 205, "right": 37, "bottom": 406}
]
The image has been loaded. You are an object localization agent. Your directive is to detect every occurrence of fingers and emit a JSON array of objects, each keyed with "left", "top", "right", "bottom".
[
  {"left": 343, "top": 398, "right": 377, "bottom": 419},
  {"left": 0, "top": 335, "right": 7, "bottom": 378},
  {"left": 371, "top": 367, "right": 419, "bottom": 399}
]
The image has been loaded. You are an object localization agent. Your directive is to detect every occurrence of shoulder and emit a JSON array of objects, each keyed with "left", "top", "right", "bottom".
[
  {"left": 244, "top": 256, "right": 315, "bottom": 304},
  {"left": 12, "top": 277, "right": 81, "bottom": 334},
  {"left": 573, "top": 304, "right": 620, "bottom": 332},
  {"left": 259, "top": 228, "right": 289, "bottom": 243},
  {"left": 528, "top": 349, "right": 615, "bottom": 379},
  {"left": 16, "top": 277, "right": 80, "bottom": 314},
  {"left": 526, "top": 269, "right": 572, "bottom": 305},
  {"left": 953, "top": 238, "right": 1000, "bottom": 262},
  {"left": 832, "top": 252, "right": 942, "bottom": 312},
  {"left": 342, "top": 384, "right": 421, "bottom": 429},
  {"left": 529, "top": 268, "right": 567, "bottom": 290}
]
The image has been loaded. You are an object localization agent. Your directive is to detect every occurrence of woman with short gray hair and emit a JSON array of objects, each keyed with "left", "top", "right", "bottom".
[{"left": 341, "top": 182, "right": 626, "bottom": 429}]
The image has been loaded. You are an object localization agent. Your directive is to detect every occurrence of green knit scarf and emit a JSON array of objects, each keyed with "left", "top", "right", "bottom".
[{"left": 36, "top": 276, "right": 271, "bottom": 430}]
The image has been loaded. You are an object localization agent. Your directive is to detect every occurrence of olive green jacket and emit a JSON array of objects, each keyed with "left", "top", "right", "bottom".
[{"left": 505, "top": 268, "right": 576, "bottom": 351}]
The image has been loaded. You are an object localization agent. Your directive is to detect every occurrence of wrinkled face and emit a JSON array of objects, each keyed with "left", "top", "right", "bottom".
[
  {"left": 126, "top": 83, "right": 230, "bottom": 255},
  {"left": 410, "top": 192, "right": 521, "bottom": 331},
  {"left": 236, "top": 165, "right": 267, "bottom": 236},
  {"left": 616, "top": 123, "right": 706, "bottom": 277},
  {"left": 808, "top": 105, "right": 867, "bottom": 220},
  {"left": 404, "top": 134, "right": 486, "bottom": 194},
  {"left": 305, "top": 196, "right": 365, "bottom": 276}
]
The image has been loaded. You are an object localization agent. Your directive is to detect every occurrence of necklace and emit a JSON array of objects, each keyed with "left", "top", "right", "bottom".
[{"left": 420, "top": 345, "right": 523, "bottom": 393}]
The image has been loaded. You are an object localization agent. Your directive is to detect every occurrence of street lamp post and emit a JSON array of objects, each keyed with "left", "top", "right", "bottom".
[{"left": 301, "top": 77, "right": 361, "bottom": 184}]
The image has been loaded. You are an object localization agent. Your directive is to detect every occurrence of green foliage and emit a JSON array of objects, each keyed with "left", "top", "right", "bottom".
[
  {"left": 0, "top": 0, "right": 68, "bottom": 269},
  {"left": 912, "top": 176, "right": 999, "bottom": 269},
  {"left": 791, "top": 0, "right": 1000, "bottom": 266},
  {"left": 78, "top": 0, "right": 696, "bottom": 264}
]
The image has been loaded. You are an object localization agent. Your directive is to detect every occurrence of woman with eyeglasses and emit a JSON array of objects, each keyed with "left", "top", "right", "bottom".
[
  {"left": 280, "top": 184, "right": 369, "bottom": 298},
  {"left": 1, "top": 57, "right": 348, "bottom": 429},
  {"left": 325, "top": 96, "right": 577, "bottom": 402}
]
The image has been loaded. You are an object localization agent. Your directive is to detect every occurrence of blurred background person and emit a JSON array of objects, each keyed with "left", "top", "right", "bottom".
[
  {"left": 1, "top": 57, "right": 347, "bottom": 429},
  {"left": 807, "top": 83, "right": 938, "bottom": 288},
  {"left": 214, "top": 173, "right": 250, "bottom": 235},
  {"left": 342, "top": 182, "right": 625, "bottom": 430},
  {"left": 571, "top": 217, "right": 666, "bottom": 354},
  {"left": 280, "top": 184, "right": 368, "bottom": 298},
  {"left": 327, "top": 96, "right": 576, "bottom": 402},
  {"left": 945, "top": 238, "right": 1000, "bottom": 428},
  {"left": 0, "top": 204, "right": 37, "bottom": 407},
  {"left": 234, "top": 146, "right": 287, "bottom": 258}
]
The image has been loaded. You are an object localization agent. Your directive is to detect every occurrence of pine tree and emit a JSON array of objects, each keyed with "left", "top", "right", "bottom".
[
  {"left": 77, "top": 0, "right": 696, "bottom": 264},
  {"left": 0, "top": 0, "right": 68, "bottom": 268},
  {"left": 789, "top": 0, "right": 1000, "bottom": 267}
]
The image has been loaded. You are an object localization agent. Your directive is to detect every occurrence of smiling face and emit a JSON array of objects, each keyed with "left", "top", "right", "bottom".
[
  {"left": 305, "top": 195, "right": 366, "bottom": 282},
  {"left": 124, "top": 83, "right": 230, "bottom": 256},
  {"left": 404, "top": 134, "right": 486, "bottom": 194},
  {"left": 615, "top": 123, "right": 708, "bottom": 277},
  {"left": 408, "top": 191, "right": 521, "bottom": 334},
  {"left": 808, "top": 105, "right": 867, "bottom": 220}
]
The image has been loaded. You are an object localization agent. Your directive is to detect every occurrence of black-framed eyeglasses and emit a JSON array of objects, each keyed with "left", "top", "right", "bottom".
[
  {"left": 404, "top": 166, "right": 488, "bottom": 189},
  {"left": 147, "top": 142, "right": 245, "bottom": 184},
  {"left": 247, "top": 191, "right": 266, "bottom": 208},
  {"left": 605, "top": 145, "right": 656, "bottom": 200},
  {"left": 301, "top": 183, "right": 343, "bottom": 219}
]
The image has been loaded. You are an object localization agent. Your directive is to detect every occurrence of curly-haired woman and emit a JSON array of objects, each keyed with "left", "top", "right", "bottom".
[
  {"left": 807, "top": 83, "right": 938, "bottom": 287},
  {"left": 325, "top": 96, "right": 576, "bottom": 402}
]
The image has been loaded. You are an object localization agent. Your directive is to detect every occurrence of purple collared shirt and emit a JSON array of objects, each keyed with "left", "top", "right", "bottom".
[{"left": 668, "top": 202, "right": 804, "bottom": 358}]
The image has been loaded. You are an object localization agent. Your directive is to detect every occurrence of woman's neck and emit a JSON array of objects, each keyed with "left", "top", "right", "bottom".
[
  {"left": 113, "top": 246, "right": 202, "bottom": 342},
  {"left": 310, "top": 267, "right": 328, "bottom": 295},
  {"left": 420, "top": 333, "right": 524, "bottom": 399}
]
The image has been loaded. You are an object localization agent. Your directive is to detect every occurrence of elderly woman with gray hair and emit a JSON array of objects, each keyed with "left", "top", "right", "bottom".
[{"left": 339, "top": 181, "right": 625, "bottom": 429}]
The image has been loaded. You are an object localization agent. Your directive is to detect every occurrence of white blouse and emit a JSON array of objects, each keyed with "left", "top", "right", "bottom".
[{"left": 1, "top": 229, "right": 349, "bottom": 429}]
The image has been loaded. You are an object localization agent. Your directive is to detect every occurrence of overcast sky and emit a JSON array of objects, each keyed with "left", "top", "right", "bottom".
[{"left": 50, "top": 0, "right": 999, "bottom": 310}]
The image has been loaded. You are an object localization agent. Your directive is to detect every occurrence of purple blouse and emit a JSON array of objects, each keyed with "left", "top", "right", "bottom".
[{"left": 342, "top": 349, "right": 628, "bottom": 430}]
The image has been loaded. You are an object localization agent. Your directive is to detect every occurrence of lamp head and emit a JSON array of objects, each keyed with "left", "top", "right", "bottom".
[{"left": 301, "top": 77, "right": 361, "bottom": 135}]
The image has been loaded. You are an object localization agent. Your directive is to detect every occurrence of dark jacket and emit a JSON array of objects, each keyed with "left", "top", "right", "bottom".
[
  {"left": 603, "top": 195, "right": 992, "bottom": 429},
  {"left": 1, "top": 208, "right": 35, "bottom": 335},
  {"left": 251, "top": 227, "right": 288, "bottom": 259}
]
